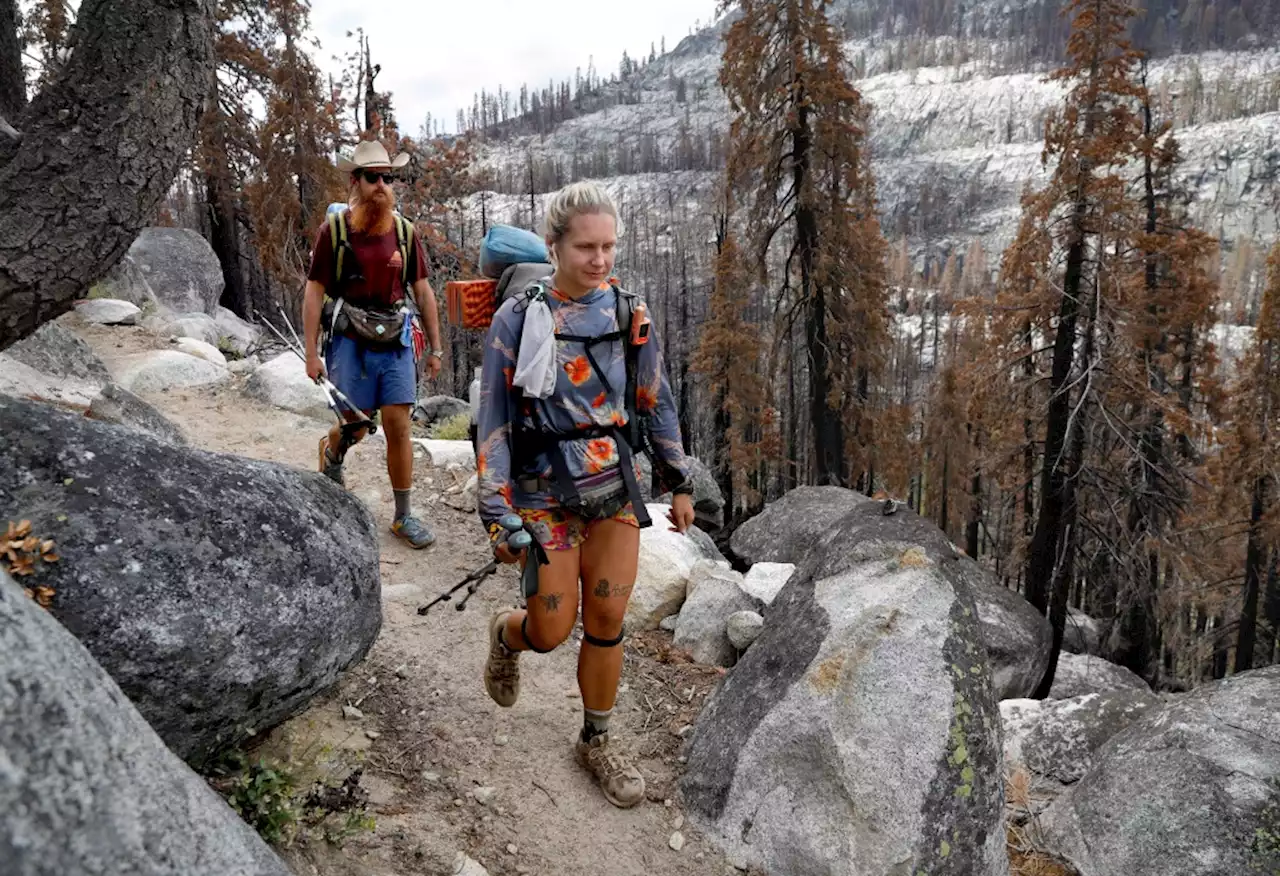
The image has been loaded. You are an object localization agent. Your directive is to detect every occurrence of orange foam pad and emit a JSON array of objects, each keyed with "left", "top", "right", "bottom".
[{"left": 446, "top": 279, "right": 498, "bottom": 330}]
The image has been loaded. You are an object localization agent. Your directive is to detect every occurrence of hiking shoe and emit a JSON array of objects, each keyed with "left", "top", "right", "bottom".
[
  {"left": 391, "top": 515, "right": 435, "bottom": 549},
  {"left": 318, "top": 436, "right": 345, "bottom": 486},
  {"left": 485, "top": 610, "right": 520, "bottom": 707},
  {"left": 575, "top": 732, "right": 645, "bottom": 808}
]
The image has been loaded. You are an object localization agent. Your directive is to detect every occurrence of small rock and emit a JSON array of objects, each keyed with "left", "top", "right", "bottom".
[
  {"left": 566, "top": 689, "right": 580, "bottom": 698},
  {"left": 472, "top": 786, "right": 498, "bottom": 806},
  {"left": 659, "top": 614, "right": 679, "bottom": 632},
  {"left": 452, "top": 852, "right": 489, "bottom": 876},
  {"left": 453, "top": 798, "right": 464, "bottom": 807},
  {"left": 365, "top": 730, "right": 380, "bottom": 740},
  {"left": 395, "top": 664, "right": 410, "bottom": 679},
  {"left": 422, "top": 771, "right": 441, "bottom": 783},
  {"left": 669, "top": 831, "right": 686, "bottom": 852},
  {"left": 342, "top": 704, "right": 365, "bottom": 720},
  {"left": 174, "top": 336, "right": 228, "bottom": 368},
  {"left": 673, "top": 815, "right": 685, "bottom": 830},
  {"left": 78, "top": 298, "right": 143, "bottom": 326},
  {"left": 726, "top": 610, "right": 765, "bottom": 650},
  {"left": 506, "top": 844, "right": 518, "bottom": 855},
  {"left": 495, "top": 734, "right": 510, "bottom": 746}
]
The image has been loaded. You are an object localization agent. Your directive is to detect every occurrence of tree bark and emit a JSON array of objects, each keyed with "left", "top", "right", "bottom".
[
  {"left": 0, "top": 0, "right": 216, "bottom": 351},
  {"left": 0, "top": 0, "right": 24, "bottom": 122}
]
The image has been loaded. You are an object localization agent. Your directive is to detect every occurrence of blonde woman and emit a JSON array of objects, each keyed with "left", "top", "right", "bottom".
[{"left": 474, "top": 182, "right": 694, "bottom": 808}]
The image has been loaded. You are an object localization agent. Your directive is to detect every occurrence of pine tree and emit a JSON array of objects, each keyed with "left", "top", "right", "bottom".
[
  {"left": 244, "top": 0, "right": 343, "bottom": 296},
  {"left": 198, "top": 0, "right": 275, "bottom": 318},
  {"left": 693, "top": 206, "right": 776, "bottom": 521},
  {"left": 716, "top": 0, "right": 889, "bottom": 489},
  {"left": 990, "top": 0, "right": 1147, "bottom": 696},
  {"left": 1226, "top": 243, "right": 1280, "bottom": 670}
]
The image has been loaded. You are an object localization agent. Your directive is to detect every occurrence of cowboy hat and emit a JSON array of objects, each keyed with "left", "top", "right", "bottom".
[{"left": 337, "top": 140, "right": 411, "bottom": 173}]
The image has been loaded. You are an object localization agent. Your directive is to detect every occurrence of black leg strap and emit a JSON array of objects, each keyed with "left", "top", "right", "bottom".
[
  {"left": 583, "top": 628, "right": 624, "bottom": 648},
  {"left": 521, "top": 615, "right": 556, "bottom": 653},
  {"left": 613, "top": 437, "right": 652, "bottom": 528}
]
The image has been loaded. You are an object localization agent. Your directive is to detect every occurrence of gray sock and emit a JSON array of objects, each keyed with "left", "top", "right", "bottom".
[
  {"left": 394, "top": 489, "right": 412, "bottom": 520},
  {"left": 582, "top": 707, "right": 611, "bottom": 742}
]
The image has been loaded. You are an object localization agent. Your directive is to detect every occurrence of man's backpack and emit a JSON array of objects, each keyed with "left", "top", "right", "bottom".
[
  {"left": 326, "top": 207, "right": 415, "bottom": 294},
  {"left": 321, "top": 207, "right": 423, "bottom": 355}
]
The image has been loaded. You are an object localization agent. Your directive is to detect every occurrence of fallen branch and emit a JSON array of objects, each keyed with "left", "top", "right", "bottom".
[{"left": 0, "top": 113, "right": 19, "bottom": 142}]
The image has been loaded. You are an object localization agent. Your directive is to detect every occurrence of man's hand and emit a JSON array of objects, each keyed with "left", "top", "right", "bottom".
[
  {"left": 306, "top": 354, "right": 326, "bottom": 382},
  {"left": 423, "top": 352, "right": 442, "bottom": 381},
  {"left": 668, "top": 493, "right": 695, "bottom": 534}
]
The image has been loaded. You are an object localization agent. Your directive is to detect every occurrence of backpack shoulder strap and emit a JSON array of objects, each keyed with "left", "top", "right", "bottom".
[
  {"left": 327, "top": 210, "right": 349, "bottom": 292},
  {"left": 393, "top": 214, "right": 412, "bottom": 289},
  {"left": 613, "top": 284, "right": 645, "bottom": 451}
]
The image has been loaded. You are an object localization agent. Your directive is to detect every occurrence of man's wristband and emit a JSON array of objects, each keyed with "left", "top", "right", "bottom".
[{"left": 428, "top": 349, "right": 444, "bottom": 360}]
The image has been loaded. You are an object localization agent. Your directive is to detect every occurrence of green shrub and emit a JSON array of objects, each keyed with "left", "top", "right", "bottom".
[
  {"left": 430, "top": 411, "right": 472, "bottom": 441},
  {"left": 208, "top": 749, "right": 375, "bottom": 848}
]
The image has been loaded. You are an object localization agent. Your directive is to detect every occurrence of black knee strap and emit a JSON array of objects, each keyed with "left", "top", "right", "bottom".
[
  {"left": 521, "top": 616, "right": 556, "bottom": 653},
  {"left": 583, "top": 629, "right": 624, "bottom": 648}
]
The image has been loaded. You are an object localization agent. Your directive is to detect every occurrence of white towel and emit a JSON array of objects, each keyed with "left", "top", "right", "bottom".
[{"left": 513, "top": 296, "right": 557, "bottom": 399}]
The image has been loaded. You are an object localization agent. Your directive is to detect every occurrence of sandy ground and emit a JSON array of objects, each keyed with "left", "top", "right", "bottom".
[{"left": 72, "top": 318, "right": 745, "bottom": 876}]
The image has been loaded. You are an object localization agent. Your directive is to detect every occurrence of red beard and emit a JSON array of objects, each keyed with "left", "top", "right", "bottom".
[{"left": 351, "top": 196, "right": 394, "bottom": 235}]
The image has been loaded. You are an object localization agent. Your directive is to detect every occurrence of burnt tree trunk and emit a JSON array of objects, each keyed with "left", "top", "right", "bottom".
[
  {"left": 1235, "top": 476, "right": 1269, "bottom": 672},
  {"left": 1264, "top": 550, "right": 1279, "bottom": 665},
  {"left": 1032, "top": 277, "right": 1095, "bottom": 700},
  {"left": 0, "top": 0, "right": 24, "bottom": 122},
  {"left": 0, "top": 0, "right": 216, "bottom": 351},
  {"left": 201, "top": 103, "right": 249, "bottom": 318}
]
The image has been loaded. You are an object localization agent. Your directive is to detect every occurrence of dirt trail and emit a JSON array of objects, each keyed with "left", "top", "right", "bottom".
[{"left": 74, "top": 320, "right": 740, "bottom": 876}]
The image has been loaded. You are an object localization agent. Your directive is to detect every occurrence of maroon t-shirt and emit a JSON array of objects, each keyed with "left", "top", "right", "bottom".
[{"left": 307, "top": 213, "right": 429, "bottom": 308}]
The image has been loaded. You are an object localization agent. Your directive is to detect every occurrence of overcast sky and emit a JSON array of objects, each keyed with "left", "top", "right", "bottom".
[{"left": 309, "top": 0, "right": 721, "bottom": 136}]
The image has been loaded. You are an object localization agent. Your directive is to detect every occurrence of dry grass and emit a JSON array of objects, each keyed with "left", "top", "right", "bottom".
[
  {"left": 1005, "top": 764, "right": 1079, "bottom": 876},
  {"left": 1008, "top": 825, "right": 1077, "bottom": 876}
]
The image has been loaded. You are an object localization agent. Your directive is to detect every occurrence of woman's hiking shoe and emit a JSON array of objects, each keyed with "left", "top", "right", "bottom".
[
  {"left": 318, "top": 436, "right": 345, "bottom": 486},
  {"left": 575, "top": 732, "right": 645, "bottom": 808},
  {"left": 484, "top": 611, "right": 520, "bottom": 707},
  {"left": 391, "top": 515, "right": 435, "bottom": 549}
]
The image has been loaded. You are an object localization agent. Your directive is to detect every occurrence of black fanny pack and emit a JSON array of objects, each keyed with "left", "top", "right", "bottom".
[
  {"left": 328, "top": 300, "right": 405, "bottom": 351},
  {"left": 517, "top": 466, "right": 630, "bottom": 521}
]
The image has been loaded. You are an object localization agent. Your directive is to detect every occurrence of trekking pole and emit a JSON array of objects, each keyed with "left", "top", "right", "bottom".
[
  {"left": 417, "top": 514, "right": 532, "bottom": 615},
  {"left": 262, "top": 313, "right": 378, "bottom": 437}
]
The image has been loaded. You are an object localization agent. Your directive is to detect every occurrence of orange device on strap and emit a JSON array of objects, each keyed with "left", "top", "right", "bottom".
[{"left": 630, "top": 300, "right": 651, "bottom": 346}]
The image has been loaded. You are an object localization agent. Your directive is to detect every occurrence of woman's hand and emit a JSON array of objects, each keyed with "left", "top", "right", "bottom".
[
  {"left": 495, "top": 539, "right": 526, "bottom": 564},
  {"left": 668, "top": 493, "right": 695, "bottom": 534}
]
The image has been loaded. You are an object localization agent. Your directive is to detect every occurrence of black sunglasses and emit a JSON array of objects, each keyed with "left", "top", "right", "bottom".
[{"left": 359, "top": 170, "right": 395, "bottom": 185}]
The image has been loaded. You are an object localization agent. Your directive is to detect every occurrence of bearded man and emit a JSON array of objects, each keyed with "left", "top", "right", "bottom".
[{"left": 303, "top": 140, "right": 444, "bottom": 549}]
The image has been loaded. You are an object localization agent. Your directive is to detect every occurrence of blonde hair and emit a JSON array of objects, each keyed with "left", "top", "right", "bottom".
[{"left": 543, "top": 181, "right": 623, "bottom": 244}]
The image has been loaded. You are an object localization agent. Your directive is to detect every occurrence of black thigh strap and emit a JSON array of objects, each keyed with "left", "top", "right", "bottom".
[
  {"left": 583, "top": 628, "right": 624, "bottom": 648},
  {"left": 521, "top": 615, "right": 556, "bottom": 653}
]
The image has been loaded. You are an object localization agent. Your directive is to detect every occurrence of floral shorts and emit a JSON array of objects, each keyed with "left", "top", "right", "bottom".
[{"left": 517, "top": 504, "right": 640, "bottom": 551}]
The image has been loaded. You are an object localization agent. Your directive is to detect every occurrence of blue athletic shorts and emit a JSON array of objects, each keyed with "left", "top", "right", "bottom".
[{"left": 325, "top": 334, "right": 416, "bottom": 414}]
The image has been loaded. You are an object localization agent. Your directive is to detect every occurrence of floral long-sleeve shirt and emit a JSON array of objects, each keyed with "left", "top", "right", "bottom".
[{"left": 476, "top": 281, "right": 691, "bottom": 534}]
